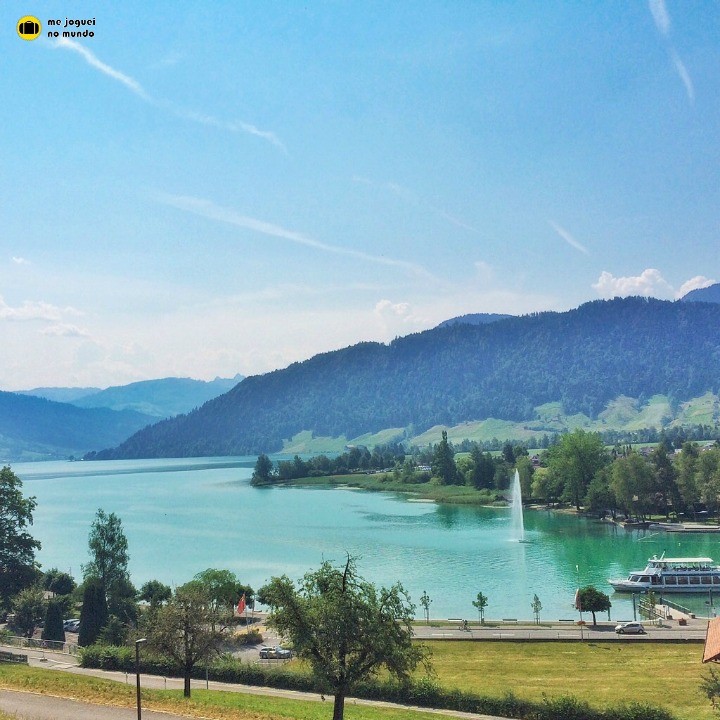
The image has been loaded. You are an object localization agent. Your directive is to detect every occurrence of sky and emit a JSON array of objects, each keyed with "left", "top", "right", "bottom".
[{"left": 1, "top": 1, "right": 719, "bottom": 390}]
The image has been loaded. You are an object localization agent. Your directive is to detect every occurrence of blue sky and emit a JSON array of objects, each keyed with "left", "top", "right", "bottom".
[{"left": 1, "top": 1, "right": 718, "bottom": 390}]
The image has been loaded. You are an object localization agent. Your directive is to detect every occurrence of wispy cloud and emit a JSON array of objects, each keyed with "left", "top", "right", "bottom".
[
  {"left": 354, "top": 176, "right": 481, "bottom": 234},
  {"left": 0, "top": 295, "right": 81, "bottom": 322},
  {"left": 11, "top": 257, "right": 29, "bottom": 265},
  {"left": 548, "top": 221, "right": 589, "bottom": 255},
  {"left": 156, "top": 193, "right": 436, "bottom": 280},
  {"left": 648, "top": 0, "right": 695, "bottom": 103},
  {"left": 55, "top": 38, "right": 149, "bottom": 99},
  {"left": 53, "top": 39, "right": 285, "bottom": 149},
  {"left": 649, "top": 0, "right": 671, "bottom": 36},
  {"left": 41, "top": 323, "right": 91, "bottom": 338}
]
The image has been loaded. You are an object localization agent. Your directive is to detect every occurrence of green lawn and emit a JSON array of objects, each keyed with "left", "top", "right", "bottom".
[{"left": 426, "top": 640, "right": 710, "bottom": 720}]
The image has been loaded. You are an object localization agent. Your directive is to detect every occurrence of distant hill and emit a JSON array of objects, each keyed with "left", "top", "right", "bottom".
[
  {"left": 0, "top": 392, "right": 156, "bottom": 462},
  {"left": 92, "top": 297, "right": 720, "bottom": 460},
  {"left": 436, "top": 313, "right": 512, "bottom": 328},
  {"left": 18, "top": 387, "right": 101, "bottom": 403},
  {"left": 21, "top": 375, "right": 244, "bottom": 418},
  {"left": 681, "top": 282, "right": 720, "bottom": 304}
]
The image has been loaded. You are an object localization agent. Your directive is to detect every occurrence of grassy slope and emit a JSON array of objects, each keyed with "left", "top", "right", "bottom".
[
  {"left": 1, "top": 640, "right": 712, "bottom": 719},
  {"left": 278, "top": 392, "right": 720, "bottom": 451}
]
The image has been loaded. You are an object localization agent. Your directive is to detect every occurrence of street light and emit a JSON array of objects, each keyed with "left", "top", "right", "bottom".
[{"left": 135, "top": 638, "right": 147, "bottom": 720}]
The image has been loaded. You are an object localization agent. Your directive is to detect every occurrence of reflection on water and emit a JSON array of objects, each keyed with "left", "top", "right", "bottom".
[{"left": 14, "top": 457, "right": 720, "bottom": 620}]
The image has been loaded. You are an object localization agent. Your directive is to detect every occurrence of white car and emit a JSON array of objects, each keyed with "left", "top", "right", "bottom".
[{"left": 615, "top": 621, "right": 645, "bottom": 634}]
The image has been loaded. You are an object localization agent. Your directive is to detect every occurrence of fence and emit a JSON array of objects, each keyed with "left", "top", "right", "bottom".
[{"left": 0, "top": 634, "right": 78, "bottom": 656}]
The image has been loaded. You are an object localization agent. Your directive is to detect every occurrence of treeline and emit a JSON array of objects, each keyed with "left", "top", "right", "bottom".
[{"left": 92, "top": 297, "right": 720, "bottom": 459}]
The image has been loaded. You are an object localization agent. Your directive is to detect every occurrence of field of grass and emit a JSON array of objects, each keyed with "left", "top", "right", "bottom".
[
  {"left": 0, "top": 664, "right": 441, "bottom": 720},
  {"left": 425, "top": 640, "right": 710, "bottom": 720}
]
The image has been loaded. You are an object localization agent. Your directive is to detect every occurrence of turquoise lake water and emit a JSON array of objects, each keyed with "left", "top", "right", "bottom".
[{"left": 14, "top": 457, "right": 720, "bottom": 621}]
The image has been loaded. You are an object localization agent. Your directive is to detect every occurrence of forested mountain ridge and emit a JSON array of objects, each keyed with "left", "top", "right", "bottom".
[
  {"left": 92, "top": 297, "right": 720, "bottom": 459},
  {"left": 0, "top": 392, "right": 157, "bottom": 461}
]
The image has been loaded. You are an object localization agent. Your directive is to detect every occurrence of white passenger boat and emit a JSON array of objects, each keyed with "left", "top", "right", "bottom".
[{"left": 609, "top": 555, "right": 720, "bottom": 593}]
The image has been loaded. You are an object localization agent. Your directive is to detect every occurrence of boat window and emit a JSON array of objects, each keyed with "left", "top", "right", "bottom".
[
  {"left": 640, "top": 576, "right": 651, "bottom": 583},
  {"left": 713, "top": 577, "right": 720, "bottom": 585},
  {"left": 690, "top": 576, "right": 700, "bottom": 585},
  {"left": 702, "top": 576, "right": 712, "bottom": 584},
  {"left": 630, "top": 575, "right": 641, "bottom": 582},
  {"left": 678, "top": 576, "right": 688, "bottom": 585},
  {"left": 664, "top": 576, "right": 677, "bottom": 585}
]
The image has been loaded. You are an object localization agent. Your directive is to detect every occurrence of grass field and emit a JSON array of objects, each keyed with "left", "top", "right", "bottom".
[
  {"left": 425, "top": 640, "right": 710, "bottom": 720},
  {"left": 1, "top": 640, "right": 715, "bottom": 719}
]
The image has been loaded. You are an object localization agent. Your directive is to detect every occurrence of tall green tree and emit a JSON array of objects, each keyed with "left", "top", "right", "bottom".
[
  {"left": 0, "top": 466, "right": 41, "bottom": 614},
  {"left": 251, "top": 453, "right": 275, "bottom": 485},
  {"left": 610, "top": 452, "right": 656, "bottom": 519},
  {"left": 42, "top": 598, "right": 66, "bottom": 643},
  {"left": 84, "top": 509, "right": 129, "bottom": 590},
  {"left": 12, "top": 585, "right": 45, "bottom": 638},
  {"left": 260, "top": 556, "right": 428, "bottom": 720},
  {"left": 140, "top": 579, "right": 172, "bottom": 611},
  {"left": 545, "top": 430, "right": 607, "bottom": 510},
  {"left": 431, "top": 431, "right": 458, "bottom": 485},
  {"left": 469, "top": 448, "right": 495, "bottom": 490},
  {"left": 148, "top": 584, "right": 223, "bottom": 697},
  {"left": 43, "top": 568, "right": 76, "bottom": 597}
]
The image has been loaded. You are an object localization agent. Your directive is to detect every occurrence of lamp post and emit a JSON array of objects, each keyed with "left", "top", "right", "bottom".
[{"left": 135, "top": 638, "right": 147, "bottom": 720}]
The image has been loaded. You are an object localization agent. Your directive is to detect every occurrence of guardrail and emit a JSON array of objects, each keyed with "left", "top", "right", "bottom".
[{"left": 0, "top": 635, "right": 78, "bottom": 656}]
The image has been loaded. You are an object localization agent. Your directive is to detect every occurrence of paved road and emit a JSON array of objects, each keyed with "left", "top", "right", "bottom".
[{"left": 0, "top": 688, "right": 184, "bottom": 719}]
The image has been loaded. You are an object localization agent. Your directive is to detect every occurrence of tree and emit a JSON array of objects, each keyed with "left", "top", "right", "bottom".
[
  {"left": 140, "top": 579, "right": 172, "bottom": 611},
  {"left": 470, "top": 448, "right": 495, "bottom": 490},
  {"left": 43, "top": 568, "right": 76, "bottom": 597},
  {"left": 12, "top": 585, "right": 45, "bottom": 638},
  {"left": 251, "top": 453, "right": 276, "bottom": 485},
  {"left": 186, "top": 568, "right": 244, "bottom": 629},
  {"left": 531, "top": 594, "right": 542, "bottom": 625},
  {"left": 148, "top": 584, "right": 223, "bottom": 697},
  {"left": 260, "top": 556, "right": 428, "bottom": 720},
  {"left": 78, "top": 577, "right": 109, "bottom": 647},
  {"left": 576, "top": 585, "right": 611, "bottom": 626},
  {"left": 472, "top": 591, "right": 488, "bottom": 623},
  {"left": 420, "top": 590, "right": 432, "bottom": 625},
  {"left": 432, "top": 431, "right": 458, "bottom": 485},
  {"left": 545, "top": 430, "right": 607, "bottom": 510},
  {"left": 84, "top": 509, "right": 129, "bottom": 591},
  {"left": 42, "top": 598, "right": 66, "bottom": 643},
  {"left": 0, "top": 466, "right": 41, "bottom": 614}
]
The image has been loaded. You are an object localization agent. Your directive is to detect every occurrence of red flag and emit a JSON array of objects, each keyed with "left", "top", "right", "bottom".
[{"left": 237, "top": 593, "right": 246, "bottom": 615}]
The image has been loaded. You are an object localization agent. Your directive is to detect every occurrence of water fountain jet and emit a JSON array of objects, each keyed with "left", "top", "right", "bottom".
[{"left": 510, "top": 469, "right": 528, "bottom": 542}]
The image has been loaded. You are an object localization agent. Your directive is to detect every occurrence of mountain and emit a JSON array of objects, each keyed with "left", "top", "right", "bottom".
[
  {"left": 92, "top": 297, "right": 720, "bottom": 460},
  {"left": 681, "top": 282, "right": 720, "bottom": 304},
  {"left": 0, "top": 392, "right": 157, "bottom": 462},
  {"left": 436, "top": 313, "right": 513, "bottom": 328},
  {"left": 17, "top": 387, "right": 101, "bottom": 403},
  {"left": 20, "top": 375, "right": 244, "bottom": 419}
]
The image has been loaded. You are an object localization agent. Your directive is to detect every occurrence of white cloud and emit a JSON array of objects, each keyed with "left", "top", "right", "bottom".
[
  {"left": 670, "top": 50, "right": 695, "bottom": 102},
  {"left": 11, "top": 257, "right": 29, "bottom": 265},
  {"left": 592, "top": 269, "right": 674, "bottom": 299},
  {"left": 373, "top": 299, "right": 430, "bottom": 339},
  {"left": 549, "top": 221, "right": 590, "bottom": 255},
  {"left": 676, "top": 275, "right": 715, "bottom": 298},
  {"left": 156, "top": 193, "right": 437, "bottom": 280},
  {"left": 649, "top": 0, "right": 671, "bottom": 36},
  {"left": 55, "top": 38, "right": 150, "bottom": 99},
  {"left": 41, "top": 323, "right": 91, "bottom": 338},
  {"left": 54, "top": 40, "right": 284, "bottom": 149},
  {"left": 0, "top": 295, "right": 81, "bottom": 322}
]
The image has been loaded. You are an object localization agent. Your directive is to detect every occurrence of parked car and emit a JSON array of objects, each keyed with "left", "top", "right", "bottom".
[
  {"left": 615, "top": 621, "right": 645, "bottom": 634},
  {"left": 64, "top": 619, "right": 80, "bottom": 632},
  {"left": 259, "top": 645, "right": 292, "bottom": 659}
]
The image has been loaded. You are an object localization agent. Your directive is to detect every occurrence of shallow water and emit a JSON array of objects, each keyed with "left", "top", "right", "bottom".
[{"left": 15, "top": 457, "right": 720, "bottom": 621}]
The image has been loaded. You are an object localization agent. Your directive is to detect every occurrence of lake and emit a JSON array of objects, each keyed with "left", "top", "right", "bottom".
[{"left": 14, "top": 456, "right": 720, "bottom": 621}]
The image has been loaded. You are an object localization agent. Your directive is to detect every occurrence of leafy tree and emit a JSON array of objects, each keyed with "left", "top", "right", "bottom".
[
  {"left": 43, "top": 568, "right": 76, "bottom": 596},
  {"left": 576, "top": 585, "right": 611, "bottom": 626},
  {"left": 140, "top": 579, "right": 172, "bottom": 610},
  {"left": 260, "top": 556, "right": 428, "bottom": 720},
  {"left": 472, "top": 591, "right": 488, "bottom": 623},
  {"left": 0, "top": 466, "right": 41, "bottom": 614},
  {"left": 186, "top": 568, "right": 245, "bottom": 628},
  {"left": 84, "top": 509, "right": 129, "bottom": 591},
  {"left": 610, "top": 452, "right": 656, "bottom": 519},
  {"left": 469, "top": 448, "right": 495, "bottom": 490},
  {"left": 584, "top": 469, "right": 616, "bottom": 517},
  {"left": 107, "top": 575, "right": 138, "bottom": 626},
  {"left": 42, "top": 598, "right": 66, "bottom": 643},
  {"left": 545, "top": 430, "right": 607, "bottom": 510},
  {"left": 99, "top": 615, "right": 127, "bottom": 646},
  {"left": 420, "top": 590, "right": 432, "bottom": 624},
  {"left": 78, "top": 577, "right": 109, "bottom": 647},
  {"left": 432, "top": 431, "right": 458, "bottom": 485},
  {"left": 148, "top": 583, "right": 223, "bottom": 697},
  {"left": 531, "top": 594, "right": 542, "bottom": 625},
  {"left": 251, "top": 453, "right": 275, "bottom": 485},
  {"left": 12, "top": 585, "right": 45, "bottom": 638}
]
